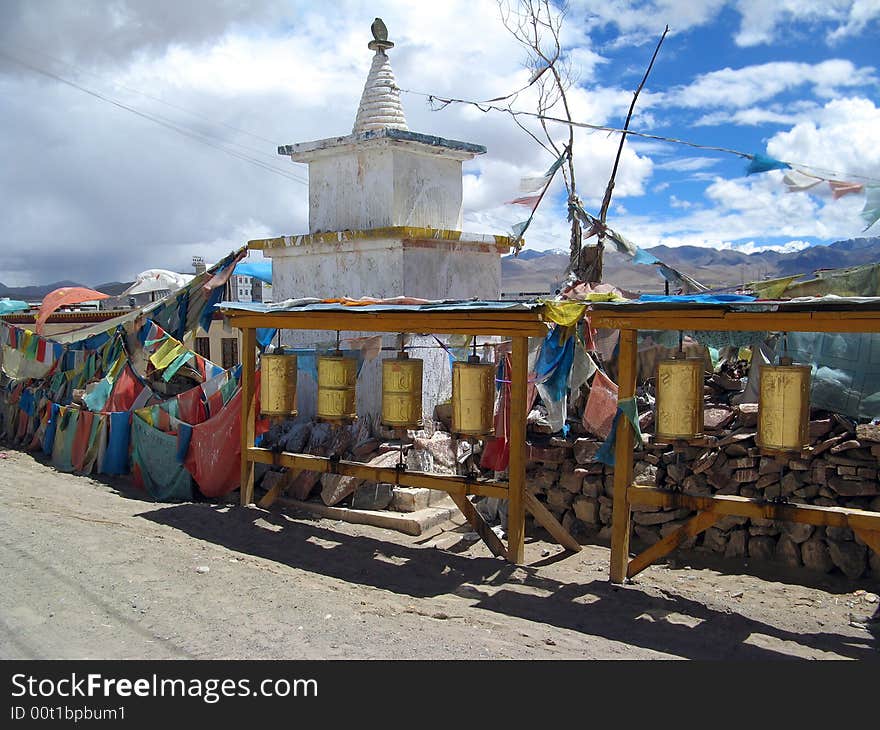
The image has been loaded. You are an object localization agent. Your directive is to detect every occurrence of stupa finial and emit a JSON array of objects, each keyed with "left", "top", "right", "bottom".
[{"left": 353, "top": 18, "right": 408, "bottom": 134}]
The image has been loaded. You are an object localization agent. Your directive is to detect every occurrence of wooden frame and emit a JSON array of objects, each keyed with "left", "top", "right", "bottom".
[
  {"left": 588, "top": 304, "right": 880, "bottom": 583},
  {"left": 225, "top": 305, "right": 581, "bottom": 563}
]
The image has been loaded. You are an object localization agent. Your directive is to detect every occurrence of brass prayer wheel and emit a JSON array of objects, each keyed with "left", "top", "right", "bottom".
[
  {"left": 757, "top": 357, "right": 811, "bottom": 452},
  {"left": 316, "top": 353, "right": 357, "bottom": 423},
  {"left": 452, "top": 356, "right": 495, "bottom": 437},
  {"left": 381, "top": 353, "right": 423, "bottom": 428},
  {"left": 260, "top": 353, "right": 298, "bottom": 416},
  {"left": 655, "top": 355, "right": 704, "bottom": 441}
]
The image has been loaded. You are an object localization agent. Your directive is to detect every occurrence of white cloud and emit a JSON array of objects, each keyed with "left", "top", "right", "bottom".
[
  {"left": 734, "top": 0, "right": 880, "bottom": 47},
  {"left": 669, "top": 195, "right": 693, "bottom": 209},
  {"left": 667, "top": 60, "right": 876, "bottom": 110},
  {"left": 730, "top": 239, "right": 813, "bottom": 254},
  {"left": 766, "top": 96, "right": 880, "bottom": 178},
  {"left": 570, "top": 0, "right": 727, "bottom": 42},
  {"left": 569, "top": 0, "right": 880, "bottom": 48},
  {"left": 694, "top": 104, "right": 821, "bottom": 127},
  {"left": 656, "top": 156, "right": 720, "bottom": 171},
  {"left": 0, "top": 0, "right": 877, "bottom": 285},
  {"left": 827, "top": 0, "right": 880, "bottom": 42}
]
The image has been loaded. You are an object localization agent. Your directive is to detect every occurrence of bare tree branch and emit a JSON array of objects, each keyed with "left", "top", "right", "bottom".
[{"left": 499, "top": 0, "right": 581, "bottom": 270}]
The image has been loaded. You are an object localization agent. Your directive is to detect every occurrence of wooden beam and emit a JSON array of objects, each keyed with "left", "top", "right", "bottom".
[
  {"left": 239, "top": 327, "right": 257, "bottom": 506},
  {"left": 853, "top": 528, "right": 880, "bottom": 558},
  {"left": 524, "top": 491, "right": 582, "bottom": 553},
  {"left": 247, "top": 447, "right": 510, "bottom": 499},
  {"left": 627, "top": 510, "right": 719, "bottom": 579},
  {"left": 507, "top": 335, "right": 529, "bottom": 564},
  {"left": 610, "top": 328, "right": 638, "bottom": 583},
  {"left": 448, "top": 493, "right": 507, "bottom": 559},
  {"left": 222, "top": 311, "right": 548, "bottom": 338},
  {"left": 587, "top": 309, "right": 880, "bottom": 335},
  {"left": 628, "top": 486, "right": 880, "bottom": 531}
]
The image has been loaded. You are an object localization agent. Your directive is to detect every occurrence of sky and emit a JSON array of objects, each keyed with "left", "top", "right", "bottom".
[{"left": 0, "top": 0, "right": 878, "bottom": 287}]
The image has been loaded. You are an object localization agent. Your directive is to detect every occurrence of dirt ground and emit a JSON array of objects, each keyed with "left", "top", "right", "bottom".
[{"left": 0, "top": 447, "right": 877, "bottom": 660}]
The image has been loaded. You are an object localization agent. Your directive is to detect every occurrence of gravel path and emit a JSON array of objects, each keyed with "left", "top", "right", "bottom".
[{"left": 0, "top": 448, "right": 877, "bottom": 660}]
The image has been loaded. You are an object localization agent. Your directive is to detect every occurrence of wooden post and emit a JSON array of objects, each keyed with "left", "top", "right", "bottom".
[
  {"left": 507, "top": 335, "right": 529, "bottom": 564},
  {"left": 239, "top": 327, "right": 257, "bottom": 506},
  {"left": 610, "top": 328, "right": 637, "bottom": 583}
]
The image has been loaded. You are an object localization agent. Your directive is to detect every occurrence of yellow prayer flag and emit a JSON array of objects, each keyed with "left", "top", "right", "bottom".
[
  {"left": 149, "top": 338, "right": 185, "bottom": 370},
  {"left": 542, "top": 301, "right": 587, "bottom": 328}
]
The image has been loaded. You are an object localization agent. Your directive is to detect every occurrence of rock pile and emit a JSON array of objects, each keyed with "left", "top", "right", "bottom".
[
  {"left": 531, "top": 411, "right": 880, "bottom": 579},
  {"left": 257, "top": 406, "right": 880, "bottom": 580},
  {"left": 257, "top": 417, "right": 465, "bottom": 512}
]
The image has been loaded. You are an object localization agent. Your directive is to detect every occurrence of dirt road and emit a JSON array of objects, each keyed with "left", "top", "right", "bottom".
[{"left": 0, "top": 447, "right": 877, "bottom": 660}]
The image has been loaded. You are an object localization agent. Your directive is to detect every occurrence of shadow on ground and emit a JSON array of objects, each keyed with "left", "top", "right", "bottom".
[{"left": 139, "top": 502, "right": 879, "bottom": 660}]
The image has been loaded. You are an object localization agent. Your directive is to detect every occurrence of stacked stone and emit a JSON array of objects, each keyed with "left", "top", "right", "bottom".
[{"left": 529, "top": 414, "right": 880, "bottom": 580}]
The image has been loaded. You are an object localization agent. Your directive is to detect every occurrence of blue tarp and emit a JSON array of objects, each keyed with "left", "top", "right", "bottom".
[
  {"left": 638, "top": 294, "right": 757, "bottom": 304},
  {"left": 234, "top": 260, "right": 272, "bottom": 284},
  {"left": 0, "top": 299, "right": 29, "bottom": 315}
]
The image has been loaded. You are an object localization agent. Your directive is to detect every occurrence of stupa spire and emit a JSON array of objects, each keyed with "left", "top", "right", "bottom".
[{"left": 352, "top": 18, "right": 408, "bottom": 134}]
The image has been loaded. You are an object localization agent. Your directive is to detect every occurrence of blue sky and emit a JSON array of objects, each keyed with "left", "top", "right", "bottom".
[
  {"left": 0, "top": 0, "right": 878, "bottom": 285},
  {"left": 465, "top": 0, "right": 880, "bottom": 256}
]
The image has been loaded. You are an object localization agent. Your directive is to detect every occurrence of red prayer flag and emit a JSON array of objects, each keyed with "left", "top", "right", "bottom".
[
  {"left": 506, "top": 194, "right": 542, "bottom": 206},
  {"left": 829, "top": 181, "right": 864, "bottom": 200},
  {"left": 36, "top": 287, "right": 109, "bottom": 334},
  {"left": 104, "top": 365, "right": 144, "bottom": 413}
]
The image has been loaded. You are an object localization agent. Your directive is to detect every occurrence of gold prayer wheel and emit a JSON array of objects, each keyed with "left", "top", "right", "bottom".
[
  {"left": 655, "top": 355, "right": 704, "bottom": 441},
  {"left": 452, "top": 356, "right": 495, "bottom": 437},
  {"left": 316, "top": 353, "right": 357, "bottom": 423},
  {"left": 757, "top": 357, "right": 810, "bottom": 452},
  {"left": 260, "top": 353, "right": 298, "bottom": 416},
  {"left": 381, "top": 354, "right": 423, "bottom": 428}
]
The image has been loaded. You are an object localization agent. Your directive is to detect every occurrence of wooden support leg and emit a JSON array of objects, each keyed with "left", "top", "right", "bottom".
[
  {"left": 853, "top": 527, "right": 880, "bottom": 558},
  {"left": 627, "top": 510, "right": 719, "bottom": 579},
  {"left": 258, "top": 469, "right": 301, "bottom": 509},
  {"left": 610, "top": 328, "right": 637, "bottom": 583},
  {"left": 524, "top": 492, "right": 581, "bottom": 553},
  {"left": 239, "top": 327, "right": 257, "bottom": 506},
  {"left": 449, "top": 493, "right": 507, "bottom": 559},
  {"left": 507, "top": 335, "right": 529, "bottom": 564}
]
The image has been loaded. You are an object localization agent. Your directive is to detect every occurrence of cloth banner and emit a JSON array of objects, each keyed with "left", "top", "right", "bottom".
[{"left": 131, "top": 414, "right": 194, "bottom": 501}]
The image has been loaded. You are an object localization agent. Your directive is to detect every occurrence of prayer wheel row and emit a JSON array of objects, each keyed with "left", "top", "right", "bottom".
[
  {"left": 259, "top": 352, "right": 498, "bottom": 436},
  {"left": 654, "top": 353, "right": 810, "bottom": 452}
]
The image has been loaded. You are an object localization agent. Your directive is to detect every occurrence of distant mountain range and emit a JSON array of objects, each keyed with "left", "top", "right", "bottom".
[
  {"left": 501, "top": 236, "right": 880, "bottom": 294},
  {"left": 3, "top": 236, "right": 878, "bottom": 302},
  {"left": 0, "top": 279, "right": 132, "bottom": 301}
]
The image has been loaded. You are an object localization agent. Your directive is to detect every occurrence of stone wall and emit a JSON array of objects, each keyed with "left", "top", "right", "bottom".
[
  {"left": 526, "top": 414, "right": 880, "bottom": 580},
  {"left": 258, "top": 403, "right": 880, "bottom": 580}
]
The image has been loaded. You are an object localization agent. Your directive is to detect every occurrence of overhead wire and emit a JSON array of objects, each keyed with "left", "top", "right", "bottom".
[
  {"left": 4, "top": 40, "right": 282, "bottom": 148},
  {"left": 0, "top": 47, "right": 309, "bottom": 186},
  {"left": 398, "top": 86, "right": 880, "bottom": 185}
]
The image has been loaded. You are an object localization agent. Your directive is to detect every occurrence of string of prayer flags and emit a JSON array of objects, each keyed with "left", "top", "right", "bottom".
[
  {"left": 829, "top": 181, "right": 864, "bottom": 200},
  {"left": 507, "top": 146, "right": 571, "bottom": 251},
  {"left": 746, "top": 153, "right": 791, "bottom": 176},
  {"left": 783, "top": 169, "right": 823, "bottom": 193},
  {"left": 507, "top": 194, "right": 542, "bottom": 206},
  {"left": 519, "top": 176, "right": 548, "bottom": 194},
  {"left": 632, "top": 247, "right": 661, "bottom": 265}
]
